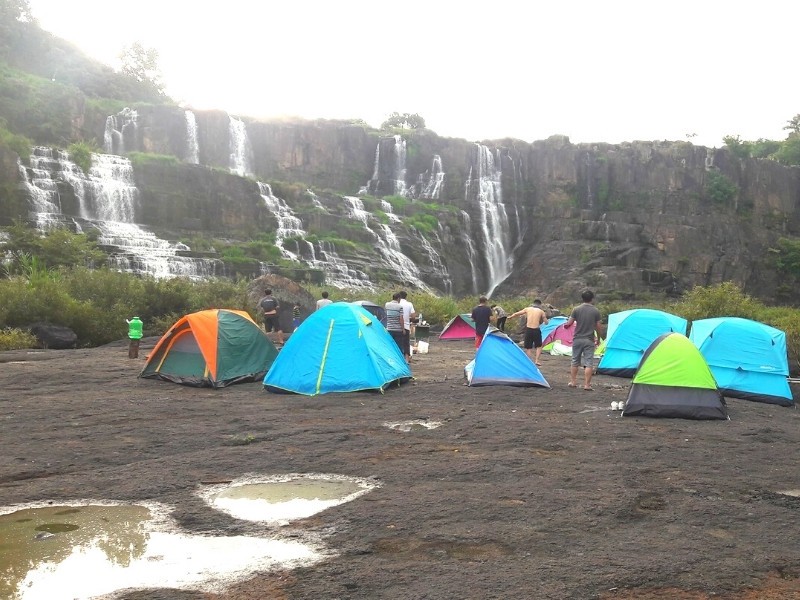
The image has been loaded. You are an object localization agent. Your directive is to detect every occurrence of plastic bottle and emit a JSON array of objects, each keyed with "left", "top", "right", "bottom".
[{"left": 126, "top": 317, "right": 143, "bottom": 340}]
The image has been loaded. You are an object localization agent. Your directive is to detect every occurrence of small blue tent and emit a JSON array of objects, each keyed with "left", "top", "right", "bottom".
[
  {"left": 264, "top": 303, "right": 411, "bottom": 395},
  {"left": 464, "top": 327, "right": 550, "bottom": 388},
  {"left": 689, "top": 317, "right": 793, "bottom": 407},
  {"left": 597, "top": 309, "right": 688, "bottom": 378}
]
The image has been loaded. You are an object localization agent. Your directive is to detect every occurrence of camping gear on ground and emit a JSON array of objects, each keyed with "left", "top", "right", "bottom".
[
  {"left": 623, "top": 333, "right": 727, "bottom": 420},
  {"left": 689, "top": 317, "right": 793, "bottom": 407},
  {"left": 597, "top": 309, "right": 688, "bottom": 377},
  {"left": 464, "top": 327, "right": 550, "bottom": 388},
  {"left": 140, "top": 309, "right": 277, "bottom": 388},
  {"left": 351, "top": 300, "right": 387, "bottom": 326},
  {"left": 439, "top": 313, "right": 476, "bottom": 340},
  {"left": 263, "top": 303, "right": 410, "bottom": 395}
]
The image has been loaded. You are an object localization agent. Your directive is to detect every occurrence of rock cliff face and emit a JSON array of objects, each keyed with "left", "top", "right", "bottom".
[{"left": 7, "top": 104, "right": 800, "bottom": 303}]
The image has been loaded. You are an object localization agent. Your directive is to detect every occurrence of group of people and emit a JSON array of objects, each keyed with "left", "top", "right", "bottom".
[
  {"left": 258, "top": 289, "right": 335, "bottom": 346},
  {"left": 263, "top": 286, "right": 603, "bottom": 389},
  {"left": 472, "top": 290, "right": 603, "bottom": 390},
  {"left": 260, "top": 288, "right": 418, "bottom": 364},
  {"left": 384, "top": 291, "right": 417, "bottom": 363}
]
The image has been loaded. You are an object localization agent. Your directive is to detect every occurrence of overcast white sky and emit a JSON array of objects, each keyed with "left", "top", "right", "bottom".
[{"left": 27, "top": 0, "right": 800, "bottom": 147}]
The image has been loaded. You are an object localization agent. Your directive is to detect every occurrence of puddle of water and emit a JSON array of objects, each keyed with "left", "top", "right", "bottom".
[
  {"left": 777, "top": 489, "right": 800, "bottom": 497},
  {"left": 385, "top": 420, "right": 442, "bottom": 432},
  {"left": 0, "top": 502, "right": 323, "bottom": 599},
  {"left": 201, "top": 474, "right": 376, "bottom": 524}
]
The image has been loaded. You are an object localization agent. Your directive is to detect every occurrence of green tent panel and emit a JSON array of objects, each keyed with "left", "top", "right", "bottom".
[
  {"left": 140, "top": 309, "right": 278, "bottom": 388},
  {"left": 623, "top": 333, "right": 728, "bottom": 420}
]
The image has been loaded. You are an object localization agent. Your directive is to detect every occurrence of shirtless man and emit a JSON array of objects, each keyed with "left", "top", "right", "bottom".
[{"left": 509, "top": 299, "right": 549, "bottom": 365}]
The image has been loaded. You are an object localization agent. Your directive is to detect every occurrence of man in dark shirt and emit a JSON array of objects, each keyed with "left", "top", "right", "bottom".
[
  {"left": 259, "top": 289, "right": 284, "bottom": 345},
  {"left": 471, "top": 295, "right": 494, "bottom": 350}
]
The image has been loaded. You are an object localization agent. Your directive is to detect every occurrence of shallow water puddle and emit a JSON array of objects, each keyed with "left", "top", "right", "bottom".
[
  {"left": 777, "top": 489, "right": 800, "bottom": 497},
  {"left": 385, "top": 420, "right": 442, "bottom": 432},
  {"left": 202, "top": 474, "right": 376, "bottom": 524},
  {"left": 0, "top": 502, "right": 323, "bottom": 599}
]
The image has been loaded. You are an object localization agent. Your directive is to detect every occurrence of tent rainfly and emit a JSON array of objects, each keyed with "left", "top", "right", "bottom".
[
  {"left": 465, "top": 327, "right": 550, "bottom": 388},
  {"left": 622, "top": 333, "right": 728, "bottom": 420},
  {"left": 140, "top": 309, "right": 278, "bottom": 388}
]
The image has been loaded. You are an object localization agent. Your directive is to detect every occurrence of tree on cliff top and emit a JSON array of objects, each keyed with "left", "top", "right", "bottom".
[
  {"left": 381, "top": 112, "right": 426, "bottom": 130},
  {"left": 119, "top": 42, "right": 165, "bottom": 98}
]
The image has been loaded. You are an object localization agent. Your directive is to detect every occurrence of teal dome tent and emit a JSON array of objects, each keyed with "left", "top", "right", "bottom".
[{"left": 264, "top": 303, "right": 411, "bottom": 395}]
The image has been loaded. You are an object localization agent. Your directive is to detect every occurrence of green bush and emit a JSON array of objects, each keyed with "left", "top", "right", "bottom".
[
  {"left": 67, "top": 141, "right": 95, "bottom": 174},
  {"left": 0, "top": 327, "right": 38, "bottom": 350},
  {"left": 705, "top": 171, "right": 738, "bottom": 205}
]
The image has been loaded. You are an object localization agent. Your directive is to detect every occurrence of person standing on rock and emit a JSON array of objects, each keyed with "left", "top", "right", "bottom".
[
  {"left": 509, "top": 299, "right": 549, "bottom": 365},
  {"left": 563, "top": 289, "right": 603, "bottom": 391},
  {"left": 316, "top": 291, "right": 333, "bottom": 311},
  {"left": 471, "top": 296, "right": 494, "bottom": 349},
  {"left": 490, "top": 304, "right": 507, "bottom": 332},
  {"left": 259, "top": 289, "right": 284, "bottom": 345}
]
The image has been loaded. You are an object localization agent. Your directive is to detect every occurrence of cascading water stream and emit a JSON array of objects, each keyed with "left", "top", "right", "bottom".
[
  {"left": 257, "top": 182, "right": 307, "bottom": 260},
  {"left": 20, "top": 147, "right": 223, "bottom": 279},
  {"left": 185, "top": 110, "right": 200, "bottom": 164},
  {"left": 228, "top": 115, "right": 252, "bottom": 177},
  {"left": 467, "top": 144, "right": 512, "bottom": 296}
]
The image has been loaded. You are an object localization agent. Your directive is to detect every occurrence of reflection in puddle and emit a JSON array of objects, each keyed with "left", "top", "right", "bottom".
[
  {"left": 385, "top": 420, "right": 442, "bottom": 432},
  {"left": 202, "top": 474, "right": 376, "bottom": 524},
  {"left": 0, "top": 502, "right": 323, "bottom": 599}
]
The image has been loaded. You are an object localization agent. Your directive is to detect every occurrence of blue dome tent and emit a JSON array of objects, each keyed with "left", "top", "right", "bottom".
[
  {"left": 689, "top": 317, "right": 793, "bottom": 407},
  {"left": 464, "top": 327, "right": 550, "bottom": 388},
  {"left": 597, "top": 309, "right": 688, "bottom": 378},
  {"left": 263, "top": 303, "right": 410, "bottom": 395}
]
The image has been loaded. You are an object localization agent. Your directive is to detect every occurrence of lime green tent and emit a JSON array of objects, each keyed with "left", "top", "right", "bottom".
[{"left": 623, "top": 333, "right": 728, "bottom": 420}]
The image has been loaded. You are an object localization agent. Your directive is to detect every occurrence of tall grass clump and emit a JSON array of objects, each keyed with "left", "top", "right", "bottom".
[{"left": 0, "top": 328, "right": 38, "bottom": 350}]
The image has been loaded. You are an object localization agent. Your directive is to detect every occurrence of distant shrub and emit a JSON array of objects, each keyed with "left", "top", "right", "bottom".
[
  {"left": 128, "top": 152, "right": 181, "bottom": 167},
  {"left": 0, "top": 327, "right": 38, "bottom": 350},
  {"left": 705, "top": 171, "right": 738, "bottom": 205},
  {"left": 674, "top": 281, "right": 759, "bottom": 322},
  {"left": 67, "top": 141, "right": 95, "bottom": 174}
]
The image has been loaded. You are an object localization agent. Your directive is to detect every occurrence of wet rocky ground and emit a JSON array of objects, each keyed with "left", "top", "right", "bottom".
[{"left": 2, "top": 338, "right": 800, "bottom": 599}]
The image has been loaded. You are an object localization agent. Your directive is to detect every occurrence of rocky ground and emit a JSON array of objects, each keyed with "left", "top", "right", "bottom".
[{"left": 2, "top": 337, "right": 800, "bottom": 600}]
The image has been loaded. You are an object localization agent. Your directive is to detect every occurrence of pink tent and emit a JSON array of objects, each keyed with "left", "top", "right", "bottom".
[
  {"left": 439, "top": 314, "right": 476, "bottom": 341},
  {"left": 542, "top": 323, "right": 575, "bottom": 348}
]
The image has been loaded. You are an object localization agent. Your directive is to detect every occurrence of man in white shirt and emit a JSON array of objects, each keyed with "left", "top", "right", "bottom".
[
  {"left": 398, "top": 290, "right": 416, "bottom": 362},
  {"left": 316, "top": 291, "right": 333, "bottom": 311}
]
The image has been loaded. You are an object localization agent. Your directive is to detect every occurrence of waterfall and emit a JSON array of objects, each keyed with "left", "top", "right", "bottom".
[
  {"left": 343, "top": 196, "right": 431, "bottom": 291},
  {"left": 418, "top": 228, "right": 452, "bottom": 295},
  {"left": 419, "top": 155, "right": 445, "bottom": 200},
  {"left": 361, "top": 135, "right": 408, "bottom": 197},
  {"left": 184, "top": 110, "right": 200, "bottom": 164},
  {"left": 459, "top": 210, "right": 479, "bottom": 295},
  {"left": 20, "top": 147, "right": 223, "bottom": 280},
  {"left": 466, "top": 144, "right": 512, "bottom": 296},
  {"left": 258, "top": 182, "right": 307, "bottom": 260},
  {"left": 380, "top": 199, "right": 402, "bottom": 223},
  {"left": 228, "top": 115, "right": 252, "bottom": 177},
  {"left": 103, "top": 107, "right": 138, "bottom": 155},
  {"left": 306, "top": 241, "right": 374, "bottom": 290}
]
